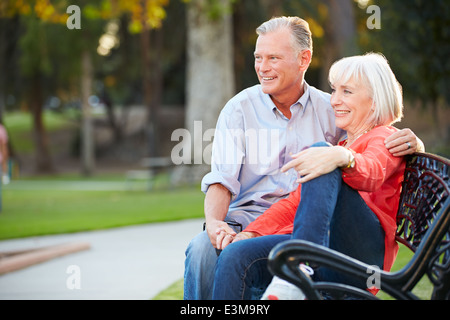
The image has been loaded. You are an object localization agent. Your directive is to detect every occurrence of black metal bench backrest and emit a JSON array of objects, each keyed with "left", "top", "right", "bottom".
[
  {"left": 395, "top": 152, "right": 450, "bottom": 299},
  {"left": 396, "top": 153, "right": 450, "bottom": 249}
]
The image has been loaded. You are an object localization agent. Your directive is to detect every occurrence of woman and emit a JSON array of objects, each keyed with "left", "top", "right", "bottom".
[{"left": 211, "top": 52, "right": 406, "bottom": 300}]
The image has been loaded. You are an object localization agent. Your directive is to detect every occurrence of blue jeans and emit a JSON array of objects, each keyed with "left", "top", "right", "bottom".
[
  {"left": 184, "top": 222, "right": 243, "bottom": 300},
  {"left": 212, "top": 150, "right": 385, "bottom": 299},
  {"left": 184, "top": 230, "right": 217, "bottom": 300}
]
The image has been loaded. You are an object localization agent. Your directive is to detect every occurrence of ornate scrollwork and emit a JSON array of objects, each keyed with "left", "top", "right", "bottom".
[{"left": 396, "top": 154, "right": 450, "bottom": 252}]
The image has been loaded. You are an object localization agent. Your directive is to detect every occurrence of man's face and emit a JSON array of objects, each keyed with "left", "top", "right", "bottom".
[{"left": 254, "top": 29, "right": 304, "bottom": 103}]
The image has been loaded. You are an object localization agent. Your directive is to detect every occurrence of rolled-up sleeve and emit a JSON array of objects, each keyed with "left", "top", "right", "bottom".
[
  {"left": 201, "top": 170, "right": 241, "bottom": 198},
  {"left": 201, "top": 104, "right": 245, "bottom": 199}
]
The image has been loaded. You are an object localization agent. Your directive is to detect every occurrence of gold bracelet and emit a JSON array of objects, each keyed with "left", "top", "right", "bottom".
[{"left": 345, "top": 151, "right": 355, "bottom": 169}]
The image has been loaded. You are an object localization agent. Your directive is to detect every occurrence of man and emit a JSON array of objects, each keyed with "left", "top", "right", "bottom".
[{"left": 184, "top": 16, "right": 422, "bottom": 300}]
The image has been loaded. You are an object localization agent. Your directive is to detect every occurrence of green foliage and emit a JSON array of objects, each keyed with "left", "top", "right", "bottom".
[
  {"left": 205, "top": 0, "right": 236, "bottom": 20},
  {"left": 184, "top": 0, "right": 237, "bottom": 21},
  {"left": 370, "top": 0, "right": 450, "bottom": 106},
  {"left": 4, "top": 110, "right": 77, "bottom": 153},
  {"left": 18, "top": 16, "right": 53, "bottom": 77}
]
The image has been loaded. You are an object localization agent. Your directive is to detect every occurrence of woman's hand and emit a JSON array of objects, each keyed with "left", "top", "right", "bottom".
[
  {"left": 281, "top": 146, "right": 349, "bottom": 184},
  {"left": 215, "top": 229, "right": 258, "bottom": 250}
]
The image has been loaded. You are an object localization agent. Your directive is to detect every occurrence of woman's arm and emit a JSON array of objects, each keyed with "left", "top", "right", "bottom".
[
  {"left": 282, "top": 128, "right": 406, "bottom": 188},
  {"left": 281, "top": 145, "right": 351, "bottom": 184},
  {"left": 342, "top": 135, "right": 404, "bottom": 192},
  {"left": 216, "top": 187, "right": 302, "bottom": 250}
]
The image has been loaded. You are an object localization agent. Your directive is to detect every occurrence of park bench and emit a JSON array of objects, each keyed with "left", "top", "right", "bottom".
[
  {"left": 126, "top": 157, "right": 174, "bottom": 190},
  {"left": 268, "top": 152, "right": 450, "bottom": 300}
]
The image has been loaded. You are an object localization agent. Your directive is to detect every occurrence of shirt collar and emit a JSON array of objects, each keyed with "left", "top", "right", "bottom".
[
  {"left": 299, "top": 82, "right": 310, "bottom": 110},
  {"left": 268, "top": 82, "right": 311, "bottom": 119}
]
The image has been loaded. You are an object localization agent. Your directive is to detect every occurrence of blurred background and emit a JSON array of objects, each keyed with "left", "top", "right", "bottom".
[{"left": 0, "top": 0, "right": 449, "bottom": 181}]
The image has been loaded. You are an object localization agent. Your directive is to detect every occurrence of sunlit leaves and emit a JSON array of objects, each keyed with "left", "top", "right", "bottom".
[
  {"left": 0, "top": 0, "right": 170, "bottom": 33},
  {"left": 0, "top": 0, "right": 68, "bottom": 23}
]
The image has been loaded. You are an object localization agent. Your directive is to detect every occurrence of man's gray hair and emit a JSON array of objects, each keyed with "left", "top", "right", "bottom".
[{"left": 256, "top": 16, "right": 313, "bottom": 54}]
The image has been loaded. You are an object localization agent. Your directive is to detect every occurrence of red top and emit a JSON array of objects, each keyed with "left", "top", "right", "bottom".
[{"left": 244, "top": 126, "right": 406, "bottom": 273}]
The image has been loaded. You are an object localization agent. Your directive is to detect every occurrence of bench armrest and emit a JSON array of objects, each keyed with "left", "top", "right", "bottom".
[{"left": 268, "top": 240, "right": 397, "bottom": 300}]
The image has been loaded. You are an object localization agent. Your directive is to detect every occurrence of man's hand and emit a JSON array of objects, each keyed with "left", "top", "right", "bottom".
[
  {"left": 205, "top": 220, "right": 235, "bottom": 249},
  {"left": 385, "top": 128, "right": 425, "bottom": 157},
  {"left": 204, "top": 184, "right": 232, "bottom": 247},
  {"left": 215, "top": 230, "right": 257, "bottom": 250}
]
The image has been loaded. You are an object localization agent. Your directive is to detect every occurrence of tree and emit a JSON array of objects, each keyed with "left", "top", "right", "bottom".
[
  {"left": 172, "top": 0, "right": 235, "bottom": 183},
  {"left": 320, "top": 0, "right": 358, "bottom": 89},
  {"left": 67, "top": 0, "right": 171, "bottom": 174},
  {"left": 285, "top": 0, "right": 358, "bottom": 90},
  {"left": 0, "top": 0, "right": 170, "bottom": 174},
  {"left": 0, "top": 0, "right": 69, "bottom": 173},
  {"left": 368, "top": 0, "right": 450, "bottom": 144}
]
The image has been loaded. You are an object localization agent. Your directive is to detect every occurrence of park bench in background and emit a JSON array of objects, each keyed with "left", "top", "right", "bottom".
[
  {"left": 126, "top": 157, "right": 174, "bottom": 190},
  {"left": 268, "top": 152, "right": 450, "bottom": 300}
]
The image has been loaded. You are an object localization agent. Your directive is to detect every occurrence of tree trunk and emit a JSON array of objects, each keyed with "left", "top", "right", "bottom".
[
  {"left": 320, "top": 0, "right": 358, "bottom": 90},
  {"left": 140, "top": 26, "right": 163, "bottom": 158},
  {"left": 174, "top": 0, "right": 235, "bottom": 184},
  {"left": 81, "top": 49, "right": 94, "bottom": 176},
  {"left": 140, "top": 27, "right": 154, "bottom": 156},
  {"left": 259, "top": 0, "right": 284, "bottom": 16},
  {"left": 30, "top": 73, "right": 54, "bottom": 173}
]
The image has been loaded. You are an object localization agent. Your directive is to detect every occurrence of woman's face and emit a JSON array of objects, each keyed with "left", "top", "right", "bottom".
[{"left": 330, "top": 78, "right": 374, "bottom": 135}]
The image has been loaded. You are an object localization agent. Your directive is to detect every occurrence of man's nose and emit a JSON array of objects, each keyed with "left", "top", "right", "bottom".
[{"left": 258, "top": 58, "right": 270, "bottom": 73}]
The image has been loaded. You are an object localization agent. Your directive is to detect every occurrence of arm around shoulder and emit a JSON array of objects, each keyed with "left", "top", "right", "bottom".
[{"left": 385, "top": 128, "right": 425, "bottom": 156}]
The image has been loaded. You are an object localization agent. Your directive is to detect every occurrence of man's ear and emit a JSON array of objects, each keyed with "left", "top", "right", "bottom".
[{"left": 299, "top": 49, "right": 312, "bottom": 72}]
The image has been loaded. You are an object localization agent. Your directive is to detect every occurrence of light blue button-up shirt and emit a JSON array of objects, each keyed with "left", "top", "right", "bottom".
[{"left": 201, "top": 83, "right": 346, "bottom": 228}]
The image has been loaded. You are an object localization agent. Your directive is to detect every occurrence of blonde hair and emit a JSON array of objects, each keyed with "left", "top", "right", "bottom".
[
  {"left": 256, "top": 16, "right": 313, "bottom": 55},
  {"left": 328, "top": 52, "right": 403, "bottom": 125}
]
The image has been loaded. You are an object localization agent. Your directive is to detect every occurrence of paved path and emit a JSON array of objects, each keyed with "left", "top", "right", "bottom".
[{"left": 0, "top": 219, "right": 203, "bottom": 300}]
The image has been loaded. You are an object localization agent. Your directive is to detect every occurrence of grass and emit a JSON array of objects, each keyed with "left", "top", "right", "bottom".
[
  {"left": 377, "top": 246, "right": 433, "bottom": 300},
  {"left": 0, "top": 111, "right": 205, "bottom": 241},
  {"left": 153, "top": 279, "right": 184, "bottom": 300},
  {"left": 4, "top": 110, "right": 78, "bottom": 153},
  {"left": 0, "top": 180, "right": 204, "bottom": 240}
]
